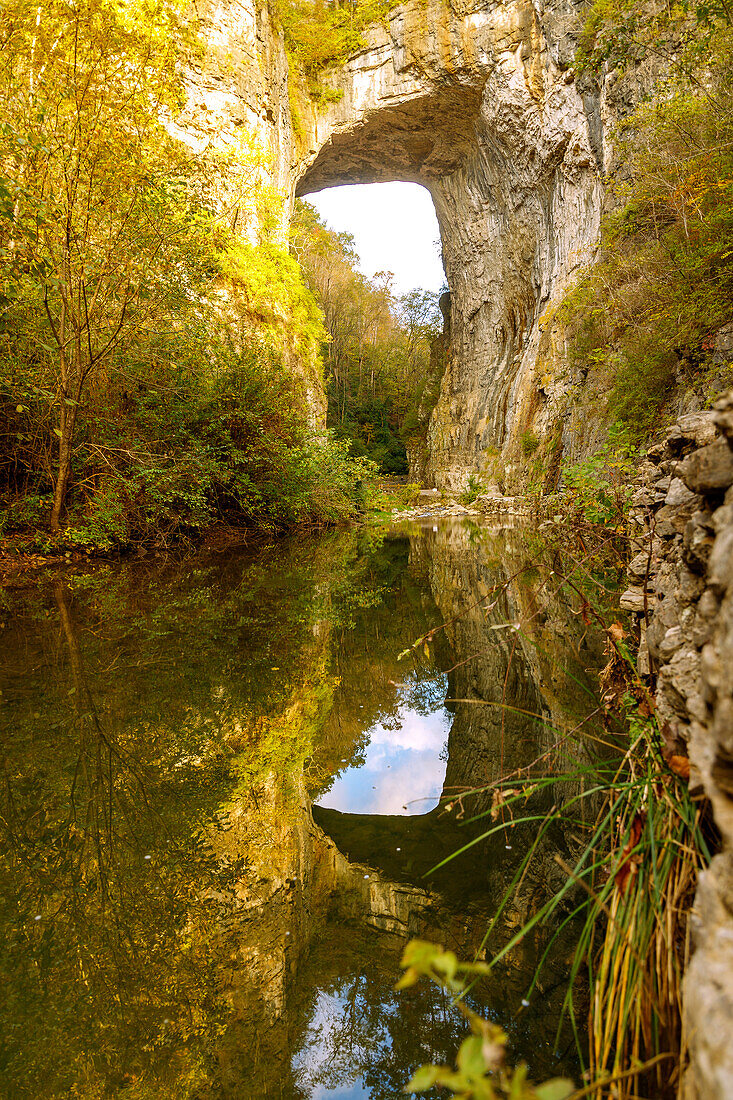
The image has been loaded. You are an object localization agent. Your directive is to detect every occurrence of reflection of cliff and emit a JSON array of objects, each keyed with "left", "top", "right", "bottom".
[
  {"left": 417, "top": 521, "right": 604, "bottom": 812},
  {"left": 0, "top": 530, "right": 379, "bottom": 1097},
  {"left": 0, "top": 521, "right": 601, "bottom": 1097},
  {"left": 210, "top": 522, "right": 601, "bottom": 1095},
  {"left": 295, "top": 520, "right": 606, "bottom": 1093}
]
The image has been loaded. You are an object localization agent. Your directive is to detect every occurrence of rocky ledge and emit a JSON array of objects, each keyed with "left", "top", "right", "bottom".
[
  {"left": 619, "top": 392, "right": 733, "bottom": 1100},
  {"left": 390, "top": 490, "right": 539, "bottom": 524}
]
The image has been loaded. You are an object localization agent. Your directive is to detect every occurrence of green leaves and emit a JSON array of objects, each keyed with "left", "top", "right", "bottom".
[
  {"left": 406, "top": 1064, "right": 443, "bottom": 1091},
  {"left": 396, "top": 940, "right": 576, "bottom": 1099},
  {"left": 562, "top": 15, "right": 733, "bottom": 445},
  {"left": 273, "top": 0, "right": 398, "bottom": 91},
  {"left": 533, "top": 1082, "right": 575, "bottom": 1100}
]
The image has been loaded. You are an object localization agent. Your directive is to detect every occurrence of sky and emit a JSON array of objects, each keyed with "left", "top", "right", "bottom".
[
  {"left": 316, "top": 694, "right": 451, "bottom": 816},
  {"left": 305, "top": 181, "right": 446, "bottom": 297}
]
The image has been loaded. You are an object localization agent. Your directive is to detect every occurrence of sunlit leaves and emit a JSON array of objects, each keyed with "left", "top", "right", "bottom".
[
  {"left": 272, "top": 0, "right": 397, "bottom": 94},
  {"left": 397, "top": 941, "right": 575, "bottom": 1098}
]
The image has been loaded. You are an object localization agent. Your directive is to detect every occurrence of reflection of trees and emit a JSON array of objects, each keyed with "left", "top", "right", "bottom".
[
  {"left": 311, "top": 536, "right": 452, "bottom": 799},
  {"left": 0, "top": 531, "right": 384, "bottom": 1097},
  {"left": 288, "top": 931, "right": 484, "bottom": 1099},
  {"left": 0, "top": 522, "right": 602, "bottom": 1097},
  {"left": 0, "top": 580, "right": 240, "bottom": 1097}
]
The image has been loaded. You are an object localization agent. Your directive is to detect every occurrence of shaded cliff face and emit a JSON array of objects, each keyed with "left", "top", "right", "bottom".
[
  {"left": 184, "top": 0, "right": 619, "bottom": 483},
  {"left": 294, "top": 0, "right": 604, "bottom": 487}
]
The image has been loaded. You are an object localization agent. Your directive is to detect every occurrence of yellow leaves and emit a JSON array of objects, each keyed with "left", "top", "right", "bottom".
[{"left": 396, "top": 940, "right": 459, "bottom": 989}]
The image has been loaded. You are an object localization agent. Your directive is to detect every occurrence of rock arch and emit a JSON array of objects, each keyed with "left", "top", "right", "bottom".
[{"left": 293, "top": 0, "right": 604, "bottom": 488}]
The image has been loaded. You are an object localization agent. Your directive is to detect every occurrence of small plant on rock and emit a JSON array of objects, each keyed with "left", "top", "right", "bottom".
[{"left": 462, "top": 474, "right": 485, "bottom": 505}]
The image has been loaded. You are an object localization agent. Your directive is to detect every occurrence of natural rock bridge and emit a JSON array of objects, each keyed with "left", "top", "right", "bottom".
[
  {"left": 187, "top": 0, "right": 610, "bottom": 488},
  {"left": 293, "top": 0, "right": 604, "bottom": 488},
  {"left": 179, "top": 7, "right": 733, "bottom": 1097}
]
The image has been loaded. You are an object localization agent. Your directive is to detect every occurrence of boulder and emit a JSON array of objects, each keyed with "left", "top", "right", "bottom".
[{"left": 680, "top": 440, "right": 733, "bottom": 494}]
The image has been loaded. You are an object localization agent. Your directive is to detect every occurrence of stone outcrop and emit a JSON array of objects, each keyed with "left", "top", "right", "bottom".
[
  {"left": 619, "top": 393, "right": 733, "bottom": 1100},
  {"left": 183, "top": 0, "right": 678, "bottom": 488}
]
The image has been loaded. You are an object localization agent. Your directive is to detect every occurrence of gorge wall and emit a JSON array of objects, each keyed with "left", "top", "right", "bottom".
[
  {"left": 619, "top": 394, "right": 733, "bottom": 1100},
  {"left": 294, "top": 0, "right": 607, "bottom": 489},
  {"left": 186, "top": 0, "right": 636, "bottom": 488}
]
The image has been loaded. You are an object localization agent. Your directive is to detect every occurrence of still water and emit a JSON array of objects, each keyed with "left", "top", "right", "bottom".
[{"left": 0, "top": 519, "right": 605, "bottom": 1098}]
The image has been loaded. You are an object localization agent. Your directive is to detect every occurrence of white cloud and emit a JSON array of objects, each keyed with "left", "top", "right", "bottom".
[
  {"left": 368, "top": 706, "right": 450, "bottom": 753},
  {"left": 306, "top": 182, "right": 446, "bottom": 297},
  {"left": 369, "top": 754, "right": 445, "bottom": 815}
]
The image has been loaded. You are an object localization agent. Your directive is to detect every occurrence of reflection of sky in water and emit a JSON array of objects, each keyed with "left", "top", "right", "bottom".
[
  {"left": 290, "top": 960, "right": 474, "bottom": 1098},
  {"left": 292, "top": 988, "right": 376, "bottom": 1098},
  {"left": 317, "top": 677, "right": 451, "bottom": 816}
]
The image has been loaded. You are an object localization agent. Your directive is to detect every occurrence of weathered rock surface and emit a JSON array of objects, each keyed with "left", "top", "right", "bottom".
[
  {"left": 622, "top": 393, "right": 733, "bottom": 1100},
  {"left": 183, "top": 7, "right": 733, "bottom": 1088},
  {"left": 293, "top": 0, "right": 604, "bottom": 488},
  {"left": 185, "top": 0, "right": 717, "bottom": 489}
]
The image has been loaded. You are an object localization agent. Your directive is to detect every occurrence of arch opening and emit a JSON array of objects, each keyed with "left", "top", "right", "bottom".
[{"left": 294, "top": 182, "right": 449, "bottom": 478}]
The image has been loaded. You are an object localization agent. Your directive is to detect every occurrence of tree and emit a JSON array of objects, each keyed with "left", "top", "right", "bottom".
[
  {"left": 0, "top": 0, "right": 219, "bottom": 531},
  {"left": 292, "top": 201, "right": 441, "bottom": 472}
]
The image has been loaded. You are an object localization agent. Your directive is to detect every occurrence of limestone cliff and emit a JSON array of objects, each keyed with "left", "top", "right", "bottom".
[
  {"left": 293, "top": 0, "right": 605, "bottom": 487},
  {"left": 185, "top": 0, "right": 649, "bottom": 486}
]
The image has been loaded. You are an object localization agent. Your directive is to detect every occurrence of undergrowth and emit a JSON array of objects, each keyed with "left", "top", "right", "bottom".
[
  {"left": 1, "top": 336, "right": 376, "bottom": 553},
  {"left": 560, "top": 10, "right": 733, "bottom": 441}
]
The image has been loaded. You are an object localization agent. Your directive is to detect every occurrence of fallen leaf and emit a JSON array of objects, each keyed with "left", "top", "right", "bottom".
[
  {"left": 615, "top": 812, "right": 646, "bottom": 893},
  {"left": 668, "top": 755, "right": 690, "bottom": 781}
]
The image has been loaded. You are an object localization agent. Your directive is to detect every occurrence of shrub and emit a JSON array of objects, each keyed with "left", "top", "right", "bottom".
[
  {"left": 562, "top": 428, "right": 638, "bottom": 527},
  {"left": 271, "top": 0, "right": 397, "bottom": 97},
  {"left": 559, "top": 17, "right": 733, "bottom": 439},
  {"left": 461, "top": 474, "right": 485, "bottom": 505},
  {"left": 520, "top": 431, "right": 540, "bottom": 457}
]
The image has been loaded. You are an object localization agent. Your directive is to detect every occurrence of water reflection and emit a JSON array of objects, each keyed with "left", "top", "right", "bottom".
[
  {"left": 317, "top": 673, "right": 451, "bottom": 815},
  {"left": 289, "top": 930, "right": 478, "bottom": 1099},
  {"left": 0, "top": 520, "right": 606, "bottom": 1097}
]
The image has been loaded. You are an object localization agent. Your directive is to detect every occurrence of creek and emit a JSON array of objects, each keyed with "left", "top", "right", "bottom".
[{"left": 0, "top": 518, "right": 608, "bottom": 1098}]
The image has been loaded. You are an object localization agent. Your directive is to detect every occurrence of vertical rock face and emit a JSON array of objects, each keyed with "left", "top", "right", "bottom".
[
  {"left": 620, "top": 394, "right": 733, "bottom": 1100},
  {"left": 295, "top": 0, "right": 604, "bottom": 487},
  {"left": 177, "top": 0, "right": 330, "bottom": 423},
  {"left": 180, "top": 0, "right": 294, "bottom": 210}
]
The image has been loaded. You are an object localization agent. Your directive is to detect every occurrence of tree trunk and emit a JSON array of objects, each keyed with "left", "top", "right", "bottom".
[{"left": 50, "top": 402, "right": 77, "bottom": 533}]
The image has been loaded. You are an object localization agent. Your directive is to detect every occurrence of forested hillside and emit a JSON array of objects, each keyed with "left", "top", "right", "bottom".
[
  {"left": 293, "top": 201, "right": 442, "bottom": 474},
  {"left": 0, "top": 0, "right": 373, "bottom": 553}
]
